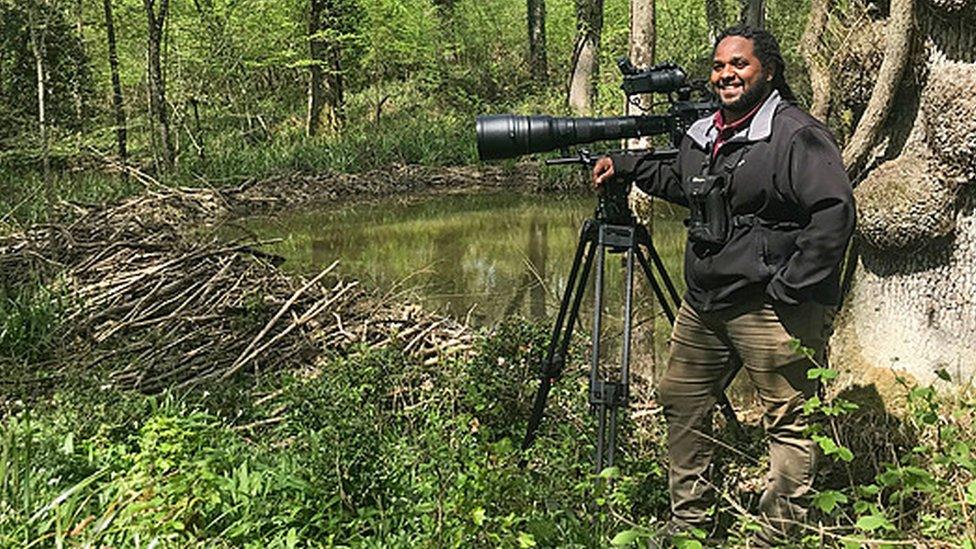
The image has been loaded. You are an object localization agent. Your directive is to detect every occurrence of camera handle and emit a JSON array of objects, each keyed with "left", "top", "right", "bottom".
[{"left": 519, "top": 216, "right": 744, "bottom": 472}]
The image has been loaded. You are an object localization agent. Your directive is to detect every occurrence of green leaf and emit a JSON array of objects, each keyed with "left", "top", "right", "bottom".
[
  {"left": 935, "top": 368, "right": 951, "bottom": 382},
  {"left": 598, "top": 466, "right": 620, "bottom": 479},
  {"left": 836, "top": 446, "right": 854, "bottom": 462},
  {"left": 472, "top": 506, "right": 486, "bottom": 526},
  {"left": 62, "top": 432, "right": 74, "bottom": 455},
  {"left": 807, "top": 367, "right": 838, "bottom": 381},
  {"left": 610, "top": 529, "right": 640, "bottom": 546},
  {"left": 812, "top": 490, "right": 848, "bottom": 514},
  {"left": 858, "top": 484, "right": 880, "bottom": 496},
  {"left": 856, "top": 513, "right": 892, "bottom": 532},
  {"left": 674, "top": 538, "right": 703, "bottom": 549},
  {"left": 966, "top": 480, "right": 976, "bottom": 505},
  {"left": 517, "top": 532, "right": 537, "bottom": 548},
  {"left": 803, "top": 396, "right": 821, "bottom": 415}
]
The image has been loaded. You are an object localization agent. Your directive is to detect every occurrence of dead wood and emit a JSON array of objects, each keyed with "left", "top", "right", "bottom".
[{"left": 0, "top": 170, "right": 490, "bottom": 392}]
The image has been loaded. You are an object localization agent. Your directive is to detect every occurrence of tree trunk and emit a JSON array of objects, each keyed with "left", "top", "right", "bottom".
[
  {"left": 527, "top": 0, "right": 547, "bottom": 82},
  {"left": 74, "top": 0, "right": 84, "bottom": 140},
  {"left": 145, "top": 0, "right": 174, "bottom": 170},
  {"left": 626, "top": 0, "right": 654, "bottom": 121},
  {"left": 800, "top": 0, "right": 833, "bottom": 122},
  {"left": 739, "top": 0, "right": 764, "bottom": 28},
  {"left": 307, "top": 0, "right": 343, "bottom": 136},
  {"left": 103, "top": 0, "right": 127, "bottom": 164},
  {"left": 27, "top": 1, "right": 50, "bottom": 188},
  {"left": 705, "top": 0, "right": 726, "bottom": 44},
  {"left": 841, "top": 0, "right": 915, "bottom": 178},
  {"left": 624, "top": 0, "right": 657, "bottom": 384},
  {"left": 568, "top": 0, "right": 604, "bottom": 114},
  {"left": 832, "top": 2, "right": 976, "bottom": 388}
]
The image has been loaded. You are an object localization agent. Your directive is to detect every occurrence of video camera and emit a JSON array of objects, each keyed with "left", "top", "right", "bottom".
[{"left": 476, "top": 60, "right": 717, "bottom": 162}]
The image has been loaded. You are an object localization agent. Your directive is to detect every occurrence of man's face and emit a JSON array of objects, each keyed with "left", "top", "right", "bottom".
[{"left": 710, "top": 36, "right": 772, "bottom": 115}]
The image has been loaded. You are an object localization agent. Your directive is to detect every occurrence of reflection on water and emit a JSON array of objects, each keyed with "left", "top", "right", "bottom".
[{"left": 244, "top": 192, "right": 688, "bottom": 327}]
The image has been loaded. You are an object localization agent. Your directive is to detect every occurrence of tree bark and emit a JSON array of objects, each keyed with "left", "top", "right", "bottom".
[
  {"left": 27, "top": 1, "right": 50, "bottom": 187},
  {"left": 568, "top": 0, "right": 604, "bottom": 114},
  {"left": 307, "top": 0, "right": 344, "bottom": 136},
  {"left": 740, "top": 0, "right": 764, "bottom": 28},
  {"left": 842, "top": 0, "right": 915, "bottom": 178},
  {"left": 801, "top": 0, "right": 833, "bottom": 122},
  {"left": 705, "top": 0, "right": 726, "bottom": 44},
  {"left": 626, "top": 0, "right": 654, "bottom": 142},
  {"left": 145, "top": 0, "right": 175, "bottom": 170},
  {"left": 74, "top": 0, "right": 84, "bottom": 138},
  {"left": 527, "top": 0, "right": 547, "bottom": 82},
  {"left": 103, "top": 0, "right": 127, "bottom": 164}
]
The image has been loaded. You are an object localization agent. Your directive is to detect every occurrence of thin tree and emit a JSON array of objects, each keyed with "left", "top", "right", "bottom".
[
  {"left": 307, "top": 0, "right": 344, "bottom": 136},
  {"left": 800, "top": 0, "right": 833, "bottom": 122},
  {"left": 103, "top": 0, "right": 127, "bottom": 164},
  {"left": 568, "top": 0, "right": 604, "bottom": 114},
  {"left": 740, "top": 0, "right": 764, "bottom": 28},
  {"left": 144, "top": 0, "right": 175, "bottom": 170},
  {"left": 27, "top": 0, "right": 51, "bottom": 188},
  {"left": 705, "top": 0, "right": 726, "bottom": 44},
  {"left": 527, "top": 0, "right": 547, "bottom": 82},
  {"left": 626, "top": 0, "right": 657, "bottom": 382},
  {"left": 626, "top": 0, "right": 654, "bottom": 120}
]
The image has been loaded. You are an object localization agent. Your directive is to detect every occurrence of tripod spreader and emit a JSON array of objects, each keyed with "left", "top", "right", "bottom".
[{"left": 520, "top": 216, "right": 743, "bottom": 472}]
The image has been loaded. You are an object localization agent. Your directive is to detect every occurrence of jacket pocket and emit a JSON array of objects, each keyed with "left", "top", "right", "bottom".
[{"left": 758, "top": 226, "right": 800, "bottom": 275}]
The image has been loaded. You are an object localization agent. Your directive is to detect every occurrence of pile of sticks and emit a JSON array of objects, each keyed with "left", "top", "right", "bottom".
[{"left": 0, "top": 182, "right": 472, "bottom": 392}]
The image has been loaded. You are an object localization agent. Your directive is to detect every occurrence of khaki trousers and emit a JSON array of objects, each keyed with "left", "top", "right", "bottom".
[{"left": 657, "top": 298, "right": 832, "bottom": 542}]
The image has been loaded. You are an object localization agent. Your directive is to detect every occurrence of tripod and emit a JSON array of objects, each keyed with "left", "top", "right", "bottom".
[{"left": 520, "top": 208, "right": 743, "bottom": 473}]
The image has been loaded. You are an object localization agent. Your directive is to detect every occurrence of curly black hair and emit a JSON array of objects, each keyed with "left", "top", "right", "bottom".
[{"left": 714, "top": 25, "right": 796, "bottom": 102}]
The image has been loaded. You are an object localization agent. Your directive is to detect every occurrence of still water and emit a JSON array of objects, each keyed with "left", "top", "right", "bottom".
[{"left": 242, "top": 192, "right": 688, "bottom": 329}]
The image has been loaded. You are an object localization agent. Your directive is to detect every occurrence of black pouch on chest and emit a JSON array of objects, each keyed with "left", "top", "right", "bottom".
[
  {"left": 685, "top": 146, "right": 749, "bottom": 249},
  {"left": 686, "top": 173, "right": 729, "bottom": 248}
]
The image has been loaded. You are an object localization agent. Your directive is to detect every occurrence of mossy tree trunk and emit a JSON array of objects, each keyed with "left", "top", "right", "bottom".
[{"left": 833, "top": 0, "right": 976, "bottom": 386}]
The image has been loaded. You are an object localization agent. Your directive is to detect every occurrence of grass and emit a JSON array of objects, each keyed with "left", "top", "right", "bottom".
[
  {"left": 0, "top": 323, "right": 674, "bottom": 547},
  {"left": 1, "top": 321, "right": 975, "bottom": 546}
]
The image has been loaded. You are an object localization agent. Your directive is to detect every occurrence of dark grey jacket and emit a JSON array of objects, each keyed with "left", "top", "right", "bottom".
[{"left": 611, "top": 91, "right": 855, "bottom": 312}]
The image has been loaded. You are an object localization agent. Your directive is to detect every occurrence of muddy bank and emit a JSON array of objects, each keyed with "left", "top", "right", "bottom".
[{"left": 0, "top": 164, "right": 554, "bottom": 392}]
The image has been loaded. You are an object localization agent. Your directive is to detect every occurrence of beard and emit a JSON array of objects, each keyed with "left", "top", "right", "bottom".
[{"left": 720, "top": 75, "right": 772, "bottom": 115}]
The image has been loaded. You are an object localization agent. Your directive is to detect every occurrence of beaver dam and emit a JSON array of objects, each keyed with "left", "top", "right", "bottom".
[{"left": 1, "top": 165, "right": 559, "bottom": 393}]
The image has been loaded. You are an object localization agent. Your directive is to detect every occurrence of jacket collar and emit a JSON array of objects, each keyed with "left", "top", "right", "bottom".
[{"left": 685, "top": 89, "right": 782, "bottom": 149}]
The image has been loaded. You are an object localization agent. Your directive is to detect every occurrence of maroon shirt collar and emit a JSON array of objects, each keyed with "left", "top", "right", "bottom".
[{"left": 711, "top": 98, "right": 766, "bottom": 158}]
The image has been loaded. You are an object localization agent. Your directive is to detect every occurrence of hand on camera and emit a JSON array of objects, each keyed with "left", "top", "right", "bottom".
[{"left": 591, "top": 156, "right": 615, "bottom": 189}]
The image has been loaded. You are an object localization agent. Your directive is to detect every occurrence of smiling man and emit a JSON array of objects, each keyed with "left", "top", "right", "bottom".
[{"left": 592, "top": 26, "right": 855, "bottom": 544}]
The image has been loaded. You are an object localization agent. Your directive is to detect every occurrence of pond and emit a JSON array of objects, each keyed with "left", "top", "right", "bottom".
[{"left": 240, "top": 191, "right": 688, "bottom": 327}]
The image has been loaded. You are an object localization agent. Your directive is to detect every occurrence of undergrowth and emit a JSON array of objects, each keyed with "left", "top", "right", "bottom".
[{"left": 1, "top": 322, "right": 974, "bottom": 547}]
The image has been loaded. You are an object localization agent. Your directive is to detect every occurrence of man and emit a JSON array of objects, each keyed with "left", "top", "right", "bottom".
[{"left": 592, "top": 26, "right": 855, "bottom": 543}]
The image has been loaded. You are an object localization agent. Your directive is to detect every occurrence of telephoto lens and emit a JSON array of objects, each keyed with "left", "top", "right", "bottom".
[{"left": 476, "top": 114, "right": 671, "bottom": 161}]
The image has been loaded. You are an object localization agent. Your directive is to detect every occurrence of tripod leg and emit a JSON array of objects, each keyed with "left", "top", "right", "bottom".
[
  {"left": 644, "top": 237, "right": 682, "bottom": 307},
  {"left": 634, "top": 247, "right": 675, "bottom": 324},
  {"left": 596, "top": 405, "right": 607, "bottom": 473},
  {"left": 520, "top": 225, "right": 598, "bottom": 462}
]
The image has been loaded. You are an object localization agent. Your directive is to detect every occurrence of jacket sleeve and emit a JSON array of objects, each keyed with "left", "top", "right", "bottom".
[
  {"left": 610, "top": 151, "right": 687, "bottom": 207},
  {"left": 766, "top": 126, "right": 855, "bottom": 304}
]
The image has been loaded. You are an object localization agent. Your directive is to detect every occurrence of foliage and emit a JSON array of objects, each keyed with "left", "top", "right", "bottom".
[
  {"left": 0, "top": 321, "right": 673, "bottom": 546},
  {"left": 0, "top": 0, "right": 823, "bottom": 227}
]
